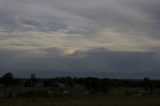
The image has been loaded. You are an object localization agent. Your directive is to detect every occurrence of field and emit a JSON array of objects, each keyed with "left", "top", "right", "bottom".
[
  {"left": 1, "top": 76, "right": 160, "bottom": 106},
  {"left": 0, "top": 95, "right": 160, "bottom": 106}
]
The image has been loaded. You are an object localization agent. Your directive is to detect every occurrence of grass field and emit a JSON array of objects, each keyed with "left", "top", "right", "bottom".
[{"left": 0, "top": 95, "right": 160, "bottom": 106}]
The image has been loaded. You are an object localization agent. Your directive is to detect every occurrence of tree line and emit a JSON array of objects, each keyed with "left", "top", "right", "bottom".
[{"left": 0, "top": 72, "right": 160, "bottom": 94}]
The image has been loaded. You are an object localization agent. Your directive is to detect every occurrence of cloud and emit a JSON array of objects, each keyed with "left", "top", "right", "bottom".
[
  {"left": 0, "top": 48, "right": 160, "bottom": 78},
  {"left": 1, "top": 29, "right": 160, "bottom": 54},
  {"left": 0, "top": 0, "right": 160, "bottom": 78},
  {"left": 0, "top": 0, "right": 160, "bottom": 52}
]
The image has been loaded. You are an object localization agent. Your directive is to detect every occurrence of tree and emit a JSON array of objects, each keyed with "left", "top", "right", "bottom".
[
  {"left": 2, "top": 72, "right": 14, "bottom": 87},
  {"left": 30, "top": 74, "right": 37, "bottom": 86},
  {"left": 143, "top": 77, "right": 154, "bottom": 94},
  {"left": 100, "top": 78, "right": 111, "bottom": 93}
]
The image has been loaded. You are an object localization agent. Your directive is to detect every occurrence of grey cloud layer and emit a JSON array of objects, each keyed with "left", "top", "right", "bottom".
[
  {"left": 0, "top": 48, "right": 160, "bottom": 78},
  {"left": 0, "top": 0, "right": 160, "bottom": 78},
  {"left": 1, "top": 0, "right": 160, "bottom": 34},
  {"left": 0, "top": 0, "right": 160, "bottom": 51}
]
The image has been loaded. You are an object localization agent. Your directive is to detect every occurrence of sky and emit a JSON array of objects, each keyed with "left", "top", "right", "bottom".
[{"left": 0, "top": 0, "right": 160, "bottom": 79}]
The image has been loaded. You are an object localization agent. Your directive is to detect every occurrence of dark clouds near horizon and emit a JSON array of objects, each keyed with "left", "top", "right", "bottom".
[
  {"left": 0, "top": 0, "right": 160, "bottom": 78},
  {"left": 0, "top": 48, "right": 160, "bottom": 79}
]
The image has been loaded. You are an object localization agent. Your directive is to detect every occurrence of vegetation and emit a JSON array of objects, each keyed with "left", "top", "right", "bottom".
[
  {"left": 1, "top": 72, "right": 14, "bottom": 87},
  {"left": 0, "top": 95, "right": 160, "bottom": 106},
  {"left": 0, "top": 72, "right": 160, "bottom": 106}
]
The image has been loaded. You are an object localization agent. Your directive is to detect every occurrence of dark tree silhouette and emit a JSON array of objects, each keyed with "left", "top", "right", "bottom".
[
  {"left": 2, "top": 72, "right": 14, "bottom": 87},
  {"left": 30, "top": 74, "right": 37, "bottom": 86},
  {"left": 143, "top": 77, "right": 151, "bottom": 91},
  {"left": 143, "top": 77, "right": 154, "bottom": 94}
]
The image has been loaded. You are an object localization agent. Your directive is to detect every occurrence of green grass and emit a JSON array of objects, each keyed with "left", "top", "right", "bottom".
[{"left": 0, "top": 95, "right": 160, "bottom": 106}]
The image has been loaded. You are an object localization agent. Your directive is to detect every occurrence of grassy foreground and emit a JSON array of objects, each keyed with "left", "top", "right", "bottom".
[{"left": 0, "top": 95, "right": 160, "bottom": 106}]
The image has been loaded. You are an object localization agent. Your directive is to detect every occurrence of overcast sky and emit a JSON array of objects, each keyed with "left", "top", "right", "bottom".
[{"left": 0, "top": 0, "right": 160, "bottom": 78}]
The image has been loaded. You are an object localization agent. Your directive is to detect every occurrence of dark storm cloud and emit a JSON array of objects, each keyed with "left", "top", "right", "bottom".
[{"left": 0, "top": 48, "right": 160, "bottom": 78}]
